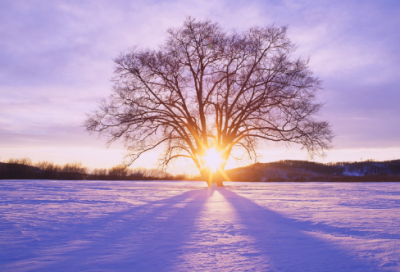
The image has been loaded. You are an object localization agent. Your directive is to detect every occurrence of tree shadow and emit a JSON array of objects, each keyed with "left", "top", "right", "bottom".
[
  {"left": 218, "top": 189, "right": 380, "bottom": 272},
  {"left": 2, "top": 188, "right": 214, "bottom": 272}
]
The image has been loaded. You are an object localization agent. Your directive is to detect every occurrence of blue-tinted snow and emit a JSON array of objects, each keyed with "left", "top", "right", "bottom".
[{"left": 0, "top": 180, "right": 399, "bottom": 271}]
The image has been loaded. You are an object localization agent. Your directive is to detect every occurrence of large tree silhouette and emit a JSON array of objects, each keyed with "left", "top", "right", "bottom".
[{"left": 85, "top": 18, "right": 333, "bottom": 186}]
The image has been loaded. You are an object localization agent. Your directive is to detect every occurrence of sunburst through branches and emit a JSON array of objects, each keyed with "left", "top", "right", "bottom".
[{"left": 202, "top": 147, "right": 224, "bottom": 173}]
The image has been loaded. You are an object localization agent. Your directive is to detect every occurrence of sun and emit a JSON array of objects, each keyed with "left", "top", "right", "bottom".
[{"left": 202, "top": 147, "right": 224, "bottom": 173}]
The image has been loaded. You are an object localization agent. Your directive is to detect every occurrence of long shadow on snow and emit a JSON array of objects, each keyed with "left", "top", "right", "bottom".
[
  {"left": 219, "top": 189, "right": 380, "bottom": 272},
  {"left": 1, "top": 192, "right": 192, "bottom": 268},
  {"left": 22, "top": 188, "right": 214, "bottom": 272},
  {"left": 0, "top": 188, "right": 203, "bottom": 270}
]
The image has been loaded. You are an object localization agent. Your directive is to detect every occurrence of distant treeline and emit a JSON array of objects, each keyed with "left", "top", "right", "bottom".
[
  {"left": 1, "top": 158, "right": 400, "bottom": 182},
  {"left": 225, "top": 160, "right": 400, "bottom": 182},
  {"left": 0, "top": 158, "right": 197, "bottom": 180}
]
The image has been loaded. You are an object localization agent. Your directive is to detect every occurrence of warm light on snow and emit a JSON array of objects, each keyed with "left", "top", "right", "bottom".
[
  {"left": 1, "top": 181, "right": 400, "bottom": 271},
  {"left": 1, "top": 180, "right": 400, "bottom": 271},
  {"left": 202, "top": 147, "right": 224, "bottom": 172}
]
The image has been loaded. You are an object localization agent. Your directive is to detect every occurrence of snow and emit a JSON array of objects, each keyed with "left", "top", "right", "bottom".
[
  {"left": 343, "top": 165, "right": 364, "bottom": 176},
  {"left": 1, "top": 180, "right": 400, "bottom": 271}
]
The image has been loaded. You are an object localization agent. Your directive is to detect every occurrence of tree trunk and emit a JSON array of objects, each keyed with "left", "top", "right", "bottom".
[
  {"left": 200, "top": 169, "right": 212, "bottom": 187},
  {"left": 211, "top": 171, "right": 224, "bottom": 187},
  {"left": 214, "top": 171, "right": 224, "bottom": 187},
  {"left": 201, "top": 169, "right": 224, "bottom": 187}
]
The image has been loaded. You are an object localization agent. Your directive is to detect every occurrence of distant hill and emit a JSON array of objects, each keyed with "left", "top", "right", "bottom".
[
  {"left": 0, "top": 162, "right": 42, "bottom": 179},
  {"left": 0, "top": 161, "right": 172, "bottom": 180},
  {"left": 1, "top": 160, "right": 400, "bottom": 181},
  {"left": 225, "top": 160, "right": 400, "bottom": 182}
]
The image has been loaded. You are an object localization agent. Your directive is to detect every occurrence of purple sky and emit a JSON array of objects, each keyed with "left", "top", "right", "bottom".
[{"left": 1, "top": 0, "right": 399, "bottom": 173}]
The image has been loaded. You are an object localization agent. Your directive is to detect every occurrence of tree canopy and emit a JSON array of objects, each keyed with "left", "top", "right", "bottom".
[{"left": 85, "top": 17, "right": 333, "bottom": 186}]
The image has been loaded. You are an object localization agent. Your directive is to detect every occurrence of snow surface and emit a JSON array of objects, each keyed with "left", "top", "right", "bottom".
[{"left": 1, "top": 180, "right": 400, "bottom": 271}]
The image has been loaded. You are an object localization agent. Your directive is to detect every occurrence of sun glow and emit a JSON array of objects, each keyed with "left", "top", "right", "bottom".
[{"left": 202, "top": 147, "right": 224, "bottom": 173}]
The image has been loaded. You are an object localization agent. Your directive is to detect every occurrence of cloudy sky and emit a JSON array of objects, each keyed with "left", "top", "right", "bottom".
[{"left": 1, "top": 0, "right": 399, "bottom": 173}]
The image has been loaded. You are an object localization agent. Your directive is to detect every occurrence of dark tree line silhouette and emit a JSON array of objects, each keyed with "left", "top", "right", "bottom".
[
  {"left": 0, "top": 158, "right": 187, "bottom": 180},
  {"left": 1, "top": 158, "right": 399, "bottom": 182}
]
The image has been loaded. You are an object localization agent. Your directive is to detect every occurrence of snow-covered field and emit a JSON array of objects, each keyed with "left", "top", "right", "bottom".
[{"left": 1, "top": 180, "right": 400, "bottom": 271}]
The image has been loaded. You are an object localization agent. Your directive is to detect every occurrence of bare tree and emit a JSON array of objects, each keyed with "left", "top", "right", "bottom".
[{"left": 85, "top": 17, "right": 333, "bottom": 186}]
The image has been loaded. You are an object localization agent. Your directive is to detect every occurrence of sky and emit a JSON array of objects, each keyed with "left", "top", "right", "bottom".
[{"left": 1, "top": 0, "right": 399, "bottom": 174}]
